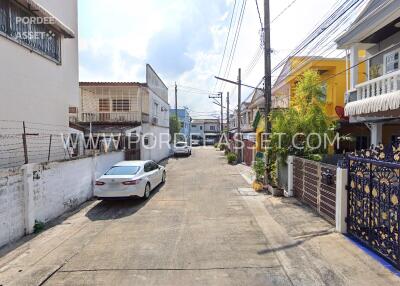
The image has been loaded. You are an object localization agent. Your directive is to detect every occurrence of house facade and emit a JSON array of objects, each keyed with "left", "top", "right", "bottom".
[
  {"left": 190, "top": 119, "right": 220, "bottom": 143},
  {"left": 79, "top": 65, "right": 170, "bottom": 163},
  {"left": 336, "top": 0, "right": 400, "bottom": 147},
  {"left": 0, "top": 0, "right": 79, "bottom": 125},
  {"left": 170, "top": 108, "right": 191, "bottom": 141},
  {"left": 0, "top": 0, "right": 79, "bottom": 167}
]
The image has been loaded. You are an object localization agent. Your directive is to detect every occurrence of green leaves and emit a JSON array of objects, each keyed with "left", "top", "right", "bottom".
[{"left": 269, "top": 70, "right": 333, "bottom": 161}]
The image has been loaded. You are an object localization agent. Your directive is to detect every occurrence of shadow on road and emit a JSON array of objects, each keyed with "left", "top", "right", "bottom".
[
  {"left": 257, "top": 229, "right": 334, "bottom": 255},
  {"left": 85, "top": 184, "right": 163, "bottom": 221}
]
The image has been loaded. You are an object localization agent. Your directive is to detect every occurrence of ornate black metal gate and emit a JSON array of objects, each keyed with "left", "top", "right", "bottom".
[{"left": 347, "top": 143, "right": 400, "bottom": 268}]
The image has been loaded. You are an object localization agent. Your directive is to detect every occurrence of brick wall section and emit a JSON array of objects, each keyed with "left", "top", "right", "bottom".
[
  {"left": 0, "top": 167, "right": 25, "bottom": 247},
  {"left": 293, "top": 156, "right": 336, "bottom": 224},
  {"left": 293, "top": 157, "right": 304, "bottom": 198},
  {"left": 243, "top": 140, "right": 255, "bottom": 166},
  {"left": 319, "top": 163, "right": 337, "bottom": 222}
]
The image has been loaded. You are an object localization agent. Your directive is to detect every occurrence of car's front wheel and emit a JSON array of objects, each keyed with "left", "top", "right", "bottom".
[{"left": 143, "top": 183, "right": 151, "bottom": 199}]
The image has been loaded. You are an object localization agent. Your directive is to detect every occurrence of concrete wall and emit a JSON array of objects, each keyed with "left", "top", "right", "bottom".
[
  {"left": 0, "top": 151, "right": 124, "bottom": 249},
  {"left": 0, "top": 167, "right": 25, "bottom": 248},
  {"left": 141, "top": 124, "right": 170, "bottom": 163}
]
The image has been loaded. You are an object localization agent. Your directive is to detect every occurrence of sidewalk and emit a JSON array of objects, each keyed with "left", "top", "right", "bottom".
[{"left": 236, "top": 163, "right": 400, "bottom": 285}]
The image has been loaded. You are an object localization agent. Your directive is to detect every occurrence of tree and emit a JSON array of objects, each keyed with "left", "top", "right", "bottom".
[
  {"left": 269, "top": 70, "right": 333, "bottom": 162},
  {"left": 169, "top": 115, "right": 181, "bottom": 142}
]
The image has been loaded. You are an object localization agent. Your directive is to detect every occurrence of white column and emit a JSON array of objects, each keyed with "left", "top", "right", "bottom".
[
  {"left": 285, "top": 156, "right": 294, "bottom": 197},
  {"left": 22, "top": 164, "right": 35, "bottom": 234},
  {"left": 336, "top": 167, "right": 348, "bottom": 234},
  {"left": 370, "top": 123, "right": 383, "bottom": 146},
  {"left": 349, "top": 45, "right": 359, "bottom": 90}
]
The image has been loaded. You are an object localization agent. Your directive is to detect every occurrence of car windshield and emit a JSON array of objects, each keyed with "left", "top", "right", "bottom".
[
  {"left": 105, "top": 166, "right": 140, "bottom": 175},
  {"left": 176, "top": 143, "right": 186, "bottom": 147}
]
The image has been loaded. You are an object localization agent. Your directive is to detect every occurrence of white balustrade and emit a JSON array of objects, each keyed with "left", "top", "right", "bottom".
[{"left": 356, "top": 70, "right": 400, "bottom": 101}]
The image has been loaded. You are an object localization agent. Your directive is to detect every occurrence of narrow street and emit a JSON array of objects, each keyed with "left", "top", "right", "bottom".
[{"left": 0, "top": 148, "right": 399, "bottom": 285}]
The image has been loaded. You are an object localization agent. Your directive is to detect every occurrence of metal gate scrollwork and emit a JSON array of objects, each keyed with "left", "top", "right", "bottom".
[{"left": 347, "top": 142, "right": 400, "bottom": 268}]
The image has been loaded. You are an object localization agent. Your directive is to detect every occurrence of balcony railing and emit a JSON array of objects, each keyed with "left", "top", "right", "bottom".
[
  {"left": 80, "top": 112, "right": 141, "bottom": 123},
  {"left": 354, "top": 70, "right": 400, "bottom": 102}
]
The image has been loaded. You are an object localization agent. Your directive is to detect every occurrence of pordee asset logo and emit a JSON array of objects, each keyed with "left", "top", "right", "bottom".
[{"left": 14, "top": 16, "right": 56, "bottom": 40}]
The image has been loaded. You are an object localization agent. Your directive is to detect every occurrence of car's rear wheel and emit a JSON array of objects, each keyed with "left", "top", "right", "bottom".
[{"left": 143, "top": 183, "right": 150, "bottom": 199}]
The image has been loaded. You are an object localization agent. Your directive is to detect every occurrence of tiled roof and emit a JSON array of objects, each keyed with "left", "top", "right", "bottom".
[{"left": 79, "top": 82, "right": 146, "bottom": 87}]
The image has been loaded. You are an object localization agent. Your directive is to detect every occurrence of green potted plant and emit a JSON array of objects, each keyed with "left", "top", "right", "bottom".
[
  {"left": 227, "top": 152, "right": 237, "bottom": 164},
  {"left": 252, "top": 158, "right": 265, "bottom": 192}
]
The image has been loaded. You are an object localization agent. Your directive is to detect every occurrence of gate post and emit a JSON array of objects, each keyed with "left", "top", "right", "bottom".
[
  {"left": 285, "top": 156, "right": 294, "bottom": 197},
  {"left": 336, "top": 166, "right": 348, "bottom": 234}
]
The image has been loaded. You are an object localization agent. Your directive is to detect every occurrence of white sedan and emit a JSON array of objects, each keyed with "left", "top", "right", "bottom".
[
  {"left": 94, "top": 160, "right": 166, "bottom": 199},
  {"left": 174, "top": 141, "right": 191, "bottom": 156}
]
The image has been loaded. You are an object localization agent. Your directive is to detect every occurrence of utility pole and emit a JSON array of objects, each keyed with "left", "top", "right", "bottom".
[
  {"left": 264, "top": 0, "right": 272, "bottom": 183},
  {"left": 237, "top": 68, "right": 242, "bottom": 163},
  {"left": 175, "top": 82, "right": 178, "bottom": 118},
  {"left": 209, "top": 92, "right": 223, "bottom": 133},
  {"left": 226, "top": 92, "right": 230, "bottom": 137},
  {"left": 213, "top": 69, "right": 242, "bottom": 163},
  {"left": 220, "top": 93, "right": 223, "bottom": 134}
]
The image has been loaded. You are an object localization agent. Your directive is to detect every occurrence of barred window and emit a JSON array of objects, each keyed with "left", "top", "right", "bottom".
[
  {"left": 112, "top": 99, "right": 130, "bottom": 112},
  {"left": 99, "top": 99, "right": 110, "bottom": 112},
  {"left": 0, "top": 0, "right": 61, "bottom": 62}
]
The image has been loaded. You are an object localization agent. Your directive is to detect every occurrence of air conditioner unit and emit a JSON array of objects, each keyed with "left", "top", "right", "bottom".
[{"left": 152, "top": 117, "right": 158, "bottom": 125}]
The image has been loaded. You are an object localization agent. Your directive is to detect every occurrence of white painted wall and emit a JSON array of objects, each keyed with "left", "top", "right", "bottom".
[
  {"left": 0, "top": 151, "right": 124, "bottom": 248},
  {"left": 0, "top": 167, "right": 25, "bottom": 248},
  {"left": 0, "top": 0, "right": 79, "bottom": 125},
  {"left": 141, "top": 124, "right": 170, "bottom": 163}
]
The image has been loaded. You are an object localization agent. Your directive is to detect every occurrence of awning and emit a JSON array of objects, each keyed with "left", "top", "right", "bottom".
[
  {"left": 17, "top": 0, "right": 75, "bottom": 38},
  {"left": 345, "top": 92, "right": 400, "bottom": 117}
]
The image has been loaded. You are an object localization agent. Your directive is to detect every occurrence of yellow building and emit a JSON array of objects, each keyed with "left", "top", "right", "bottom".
[{"left": 254, "top": 56, "right": 367, "bottom": 151}]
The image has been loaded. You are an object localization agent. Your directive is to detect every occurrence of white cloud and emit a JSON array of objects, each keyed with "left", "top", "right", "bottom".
[{"left": 79, "top": 0, "right": 348, "bottom": 118}]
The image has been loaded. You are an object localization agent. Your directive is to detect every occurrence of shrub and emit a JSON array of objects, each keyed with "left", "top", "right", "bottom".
[
  {"left": 227, "top": 152, "right": 237, "bottom": 164},
  {"left": 214, "top": 143, "right": 219, "bottom": 148},
  {"left": 34, "top": 220, "right": 45, "bottom": 233},
  {"left": 252, "top": 158, "right": 265, "bottom": 183},
  {"left": 224, "top": 149, "right": 229, "bottom": 156},
  {"left": 219, "top": 143, "right": 227, "bottom": 151}
]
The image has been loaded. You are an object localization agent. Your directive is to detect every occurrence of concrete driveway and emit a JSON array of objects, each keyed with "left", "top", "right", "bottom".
[{"left": 0, "top": 147, "right": 399, "bottom": 285}]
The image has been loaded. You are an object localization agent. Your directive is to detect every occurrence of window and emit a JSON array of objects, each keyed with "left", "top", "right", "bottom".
[
  {"left": 320, "top": 83, "right": 327, "bottom": 102},
  {"left": 384, "top": 50, "right": 399, "bottom": 74},
  {"left": 0, "top": 0, "right": 61, "bottom": 62},
  {"left": 144, "top": 163, "right": 151, "bottom": 173},
  {"left": 99, "top": 99, "right": 110, "bottom": 112},
  {"left": 153, "top": 102, "right": 159, "bottom": 117},
  {"left": 180, "top": 122, "right": 184, "bottom": 128},
  {"left": 112, "top": 99, "right": 130, "bottom": 112},
  {"left": 210, "top": 126, "right": 215, "bottom": 131},
  {"left": 200, "top": 126, "right": 203, "bottom": 130},
  {"left": 144, "top": 136, "right": 149, "bottom": 146},
  {"left": 105, "top": 166, "right": 140, "bottom": 175},
  {"left": 192, "top": 124, "right": 197, "bottom": 128},
  {"left": 150, "top": 161, "right": 159, "bottom": 170}
]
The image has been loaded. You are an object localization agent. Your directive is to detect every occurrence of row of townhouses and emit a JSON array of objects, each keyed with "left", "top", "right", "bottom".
[{"left": 229, "top": 0, "right": 400, "bottom": 166}]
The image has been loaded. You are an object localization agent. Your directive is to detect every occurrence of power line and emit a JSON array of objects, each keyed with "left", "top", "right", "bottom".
[
  {"left": 255, "top": 0, "right": 263, "bottom": 30},
  {"left": 271, "top": 0, "right": 298, "bottom": 23},
  {"left": 213, "top": 0, "right": 238, "bottom": 93},
  {"left": 221, "top": 0, "right": 248, "bottom": 92}
]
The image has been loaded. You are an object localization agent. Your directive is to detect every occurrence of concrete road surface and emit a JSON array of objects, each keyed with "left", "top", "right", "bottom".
[{"left": 0, "top": 147, "right": 399, "bottom": 285}]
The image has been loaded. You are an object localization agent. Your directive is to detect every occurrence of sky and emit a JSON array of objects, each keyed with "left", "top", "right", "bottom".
[{"left": 78, "top": 0, "right": 344, "bottom": 119}]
